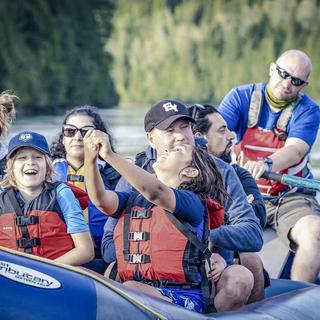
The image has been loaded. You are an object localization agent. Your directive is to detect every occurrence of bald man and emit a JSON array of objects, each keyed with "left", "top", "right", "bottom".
[{"left": 219, "top": 49, "right": 320, "bottom": 283}]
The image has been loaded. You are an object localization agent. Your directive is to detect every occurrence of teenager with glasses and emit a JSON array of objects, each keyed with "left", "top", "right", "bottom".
[
  {"left": 219, "top": 49, "right": 320, "bottom": 283},
  {"left": 51, "top": 106, "right": 121, "bottom": 270}
]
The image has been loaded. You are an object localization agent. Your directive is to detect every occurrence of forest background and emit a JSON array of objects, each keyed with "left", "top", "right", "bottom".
[{"left": 0, "top": 0, "right": 319, "bottom": 115}]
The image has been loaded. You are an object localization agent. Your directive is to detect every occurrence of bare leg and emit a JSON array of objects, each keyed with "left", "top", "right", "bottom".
[
  {"left": 290, "top": 215, "right": 320, "bottom": 282},
  {"left": 239, "top": 253, "right": 265, "bottom": 303},
  {"left": 214, "top": 265, "right": 254, "bottom": 312},
  {"left": 123, "top": 281, "right": 172, "bottom": 302}
]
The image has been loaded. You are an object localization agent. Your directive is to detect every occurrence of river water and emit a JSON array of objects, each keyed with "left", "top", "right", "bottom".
[{"left": 7, "top": 107, "right": 320, "bottom": 178}]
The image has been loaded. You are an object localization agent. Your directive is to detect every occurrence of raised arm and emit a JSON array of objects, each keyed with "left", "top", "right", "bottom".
[{"left": 83, "top": 130, "right": 176, "bottom": 212}]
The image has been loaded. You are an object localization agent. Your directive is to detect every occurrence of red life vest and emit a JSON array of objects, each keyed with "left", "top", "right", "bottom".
[
  {"left": 113, "top": 193, "right": 224, "bottom": 285},
  {"left": 234, "top": 84, "right": 309, "bottom": 196},
  {"left": 0, "top": 183, "right": 74, "bottom": 259}
]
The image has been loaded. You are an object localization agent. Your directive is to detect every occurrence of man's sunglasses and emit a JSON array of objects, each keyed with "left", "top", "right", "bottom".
[
  {"left": 62, "top": 125, "right": 95, "bottom": 138},
  {"left": 275, "top": 64, "right": 308, "bottom": 87},
  {"left": 190, "top": 104, "right": 207, "bottom": 121}
]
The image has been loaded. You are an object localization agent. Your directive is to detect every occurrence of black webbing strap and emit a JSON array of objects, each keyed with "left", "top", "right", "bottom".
[
  {"left": 7, "top": 189, "right": 34, "bottom": 253},
  {"left": 165, "top": 213, "right": 216, "bottom": 313},
  {"left": 109, "top": 261, "right": 119, "bottom": 280}
]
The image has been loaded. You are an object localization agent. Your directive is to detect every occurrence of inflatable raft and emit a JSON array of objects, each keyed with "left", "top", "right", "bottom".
[{"left": 0, "top": 246, "right": 319, "bottom": 320}]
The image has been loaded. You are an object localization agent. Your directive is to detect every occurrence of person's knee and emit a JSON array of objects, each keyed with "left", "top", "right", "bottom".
[
  {"left": 218, "top": 265, "right": 254, "bottom": 298},
  {"left": 292, "top": 215, "right": 320, "bottom": 246},
  {"left": 239, "top": 253, "right": 263, "bottom": 275}
]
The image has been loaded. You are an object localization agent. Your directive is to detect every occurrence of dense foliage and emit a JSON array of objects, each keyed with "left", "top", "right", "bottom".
[
  {"left": 0, "top": 0, "right": 118, "bottom": 114},
  {"left": 1, "top": 0, "right": 319, "bottom": 113},
  {"left": 109, "top": 0, "right": 320, "bottom": 105}
]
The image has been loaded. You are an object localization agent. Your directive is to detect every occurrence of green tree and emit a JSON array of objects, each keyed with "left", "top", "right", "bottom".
[{"left": 0, "top": 0, "right": 118, "bottom": 114}]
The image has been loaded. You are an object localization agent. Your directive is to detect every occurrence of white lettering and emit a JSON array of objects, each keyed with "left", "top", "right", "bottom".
[{"left": 162, "top": 102, "right": 178, "bottom": 112}]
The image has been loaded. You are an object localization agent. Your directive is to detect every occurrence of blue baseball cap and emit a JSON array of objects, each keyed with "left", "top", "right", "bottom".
[{"left": 7, "top": 131, "right": 51, "bottom": 158}]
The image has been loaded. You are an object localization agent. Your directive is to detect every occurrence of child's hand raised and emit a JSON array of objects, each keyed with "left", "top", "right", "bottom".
[{"left": 83, "top": 130, "right": 113, "bottom": 162}]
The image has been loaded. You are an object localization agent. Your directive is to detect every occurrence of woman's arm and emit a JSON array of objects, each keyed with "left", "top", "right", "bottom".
[
  {"left": 84, "top": 130, "right": 176, "bottom": 213},
  {"left": 55, "top": 231, "right": 94, "bottom": 266}
]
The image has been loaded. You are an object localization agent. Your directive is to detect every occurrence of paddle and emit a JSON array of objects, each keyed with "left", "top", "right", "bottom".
[{"left": 261, "top": 171, "right": 320, "bottom": 192}]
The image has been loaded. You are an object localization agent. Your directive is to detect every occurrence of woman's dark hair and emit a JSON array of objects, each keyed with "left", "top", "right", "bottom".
[
  {"left": 51, "top": 105, "right": 115, "bottom": 159},
  {"left": 189, "top": 104, "right": 220, "bottom": 134},
  {"left": 179, "top": 146, "right": 230, "bottom": 205}
]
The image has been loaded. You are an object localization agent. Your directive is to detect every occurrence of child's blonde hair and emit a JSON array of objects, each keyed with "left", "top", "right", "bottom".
[
  {"left": 0, "top": 91, "right": 17, "bottom": 137},
  {"left": 0, "top": 151, "right": 54, "bottom": 189}
]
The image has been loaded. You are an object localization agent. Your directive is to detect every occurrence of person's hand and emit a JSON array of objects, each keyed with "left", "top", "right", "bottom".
[
  {"left": 83, "top": 129, "right": 100, "bottom": 164},
  {"left": 247, "top": 194, "right": 254, "bottom": 204},
  {"left": 243, "top": 160, "right": 268, "bottom": 179},
  {"left": 206, "top": 253, "right": 227, "bottom": 282}
]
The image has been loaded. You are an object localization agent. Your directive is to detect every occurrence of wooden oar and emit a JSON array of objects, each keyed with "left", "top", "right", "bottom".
[{"left": 261, "top": 172, "right": 320, "bottom": 192}]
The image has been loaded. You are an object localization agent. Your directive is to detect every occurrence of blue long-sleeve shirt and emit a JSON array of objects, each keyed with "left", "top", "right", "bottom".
[{"left": 232, "top": 164, "right": 266, "bottom": 228}]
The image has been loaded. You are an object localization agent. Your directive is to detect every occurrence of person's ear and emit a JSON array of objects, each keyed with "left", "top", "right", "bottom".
[
  {"left": 146, "top": 132, "right": 155, "bottom": 149},
  {"left": 181, "top": 166, "right": 199, "bottom": 178},
  {"left": 269, "top": 62, "right": 276, "bottom": 77}
]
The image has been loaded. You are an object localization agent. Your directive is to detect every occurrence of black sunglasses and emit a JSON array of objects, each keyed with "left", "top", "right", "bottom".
[
  {"left": 190, "top": 104, "right": 207, "bottom": 121},
  {"left": 275, "top": 64, "right": 308, "bottom": 87},
  {"left": 63, "top": 125, "right": 95, "bottom": 138}
]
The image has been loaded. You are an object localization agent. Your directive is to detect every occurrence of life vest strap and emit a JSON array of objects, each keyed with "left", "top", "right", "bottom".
[
  {"left": 128, "top": 231, "right": 150, "bottom": 241},
  {"left": 15, "top": 215, "right": 39, "bottom": 226},
  {"left": 141, "top": 279, "right": 201, "bottom": 289},
  {"left": 67, "top": 174, "right": 84, "bottom": 182},
  {"left": 16, "top": 237, "right": 40, "bottom": 249},
  {"left": 124, "top": 253, "right": 151, "bottom": 264}
]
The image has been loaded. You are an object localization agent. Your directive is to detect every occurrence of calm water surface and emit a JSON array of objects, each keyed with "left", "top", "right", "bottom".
[{"left": 7, "top": 107, "right": 320, "bottom": 178}]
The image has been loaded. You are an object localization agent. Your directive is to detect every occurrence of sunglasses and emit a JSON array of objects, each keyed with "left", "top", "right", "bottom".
[
  {"left": 62, "top": 125, "right": 95, "bottom": 138},
  {"left": 275, "top": 64, "right": 308, "bottom": 87},
  {"left": 190, "top": 104, "right": 207, "bottom": 121}
]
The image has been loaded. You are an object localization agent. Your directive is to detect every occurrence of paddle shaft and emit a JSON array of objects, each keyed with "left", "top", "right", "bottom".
[{"left": 261, "top": 172, "right": 320, "bottom": 192}]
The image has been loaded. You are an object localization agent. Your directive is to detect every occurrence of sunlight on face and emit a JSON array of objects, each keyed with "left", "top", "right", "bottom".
[
  {"left": 13, "top": 147, "right": 47, "bottom": 194},
  {"left": 147, "top": 119, "right": 194, "bottom": 156},
  {"left": 153, "top": 144, "right": 193, "bottom": 177}
]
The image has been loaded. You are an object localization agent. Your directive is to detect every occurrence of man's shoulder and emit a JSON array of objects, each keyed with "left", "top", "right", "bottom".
[
  {"left": 299, "top": 93, "right": 319, "bottom": 110},
  {"left": 228, "top": 83, "right": 258, "bottom": 96}
]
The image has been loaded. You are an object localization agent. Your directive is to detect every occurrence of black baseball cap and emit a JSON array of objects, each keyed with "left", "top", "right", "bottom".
[{"left": 144, "top": 99, "right": 195, "bottom": 132}]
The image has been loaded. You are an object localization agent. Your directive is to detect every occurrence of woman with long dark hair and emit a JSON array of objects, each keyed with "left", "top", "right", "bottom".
[{"left": 51, "top": 106, "right": 121, "bottom": 261}]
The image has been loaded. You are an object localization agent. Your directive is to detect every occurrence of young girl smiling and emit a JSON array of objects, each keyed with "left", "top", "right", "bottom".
[{"left": 83, "top": 129, "right": 228, "bottom": 313}]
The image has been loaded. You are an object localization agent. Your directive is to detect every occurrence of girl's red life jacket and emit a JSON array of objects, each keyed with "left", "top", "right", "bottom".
[
  {"left": 114, "top": 193, "right": 224, "bottom": 285},
  {"left": 0, "top": 183, "right": 74, "bottom": 259}
]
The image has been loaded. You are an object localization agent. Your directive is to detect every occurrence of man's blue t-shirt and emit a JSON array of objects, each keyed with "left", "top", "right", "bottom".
[{"left": 219, "top": 82, "right": 320, "bottom": 149}]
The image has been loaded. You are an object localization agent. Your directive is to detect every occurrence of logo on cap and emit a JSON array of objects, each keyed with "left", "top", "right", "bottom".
[
  {"left": 162, "top": 102, "right": 178, "bottom": 112},
  {"left": 19, "top": 133, "right": 32, "bottom": 142}
]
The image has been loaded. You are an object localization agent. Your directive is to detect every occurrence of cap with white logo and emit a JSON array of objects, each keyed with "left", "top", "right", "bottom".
[
  {"left": 7, "top": 131, "right": 51, "bottom": 158},
  {"left": 144, "top": 99, "right": 195, "bottom": 132}
]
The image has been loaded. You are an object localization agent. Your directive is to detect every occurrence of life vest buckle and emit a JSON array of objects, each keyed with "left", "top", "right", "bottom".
[
  {"left": 16, "top": 237, "right": 40, "bottom": 249},
  {"left": 125, "top": 253, "right": 151, "bottom": 264},
  {"left": 15, "top": 215, "right": 39, "bottom": 226},
  {"left": 273, "top": 128, "right": 287, "bottom": 141},
  {"left": 131, "top": 209, "right": 152, "bottom": 219},
  {"left": 67, "top": 174, "right": 84, "bottom": 182},
  {"left": 128, "top": 232, "right": 150, "bottom": 241}
]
